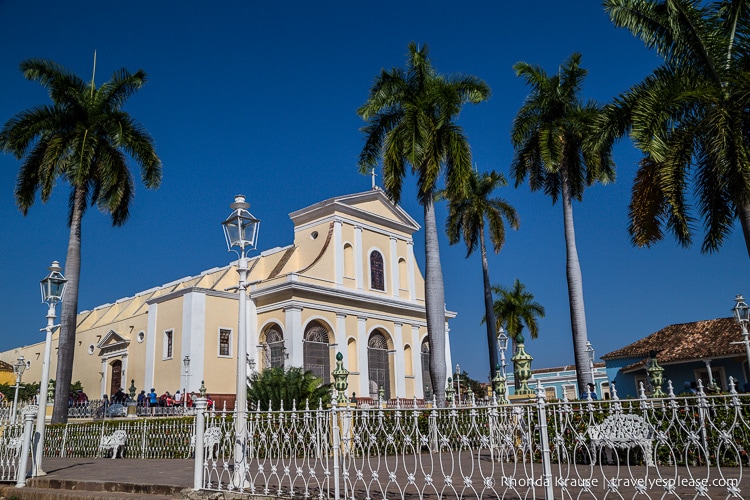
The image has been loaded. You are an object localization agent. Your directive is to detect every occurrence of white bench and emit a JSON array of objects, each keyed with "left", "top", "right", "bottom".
[
  {"left": 98, "top": 430, "right": 127, "bottom": 459},
  {"left": 191, "top": 426, "right": 223, "bottom": 459},
  {"left": 589, "top": 413, "right": 655, "bottom": 466},
  {"left": 3, "top": 436, "right": 24, "bottom": 457},
  {"left": 106, "top": 404, "right": 127, "bottom": 417}
]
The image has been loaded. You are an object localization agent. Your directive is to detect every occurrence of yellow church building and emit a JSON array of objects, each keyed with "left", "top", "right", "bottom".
[{"left": 0, "top": 188, "right": 455, "bottom": 408}]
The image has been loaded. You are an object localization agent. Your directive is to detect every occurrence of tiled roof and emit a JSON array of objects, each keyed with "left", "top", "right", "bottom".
[{"left": 602, "top": 317, "right": 746, "bottom": 363}]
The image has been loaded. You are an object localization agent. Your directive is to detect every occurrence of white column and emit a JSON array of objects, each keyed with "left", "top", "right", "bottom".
[
  {"left": 704, "top": 359, "right": 715, "bottom": 388},
  {"left": 334, "top": 221, "right": 343, "bottom": 286},
  {"left": 182, "top": 292, "right": 206, "bottom": 393},
  {"left": 285, "top": 306, "right": 304, "bottom": 368},
  {"left": 336, "top": 313, "right": 347, "bottom": 367},
  {"left": 354, "top": 226, "right": 363, "bottom": 290},
  {"left": 393, "top": 323, "right": 405, "bottom": 397},
  {"left": 358, "top": 316, "right": 369, "bottom": 396},
  {"left": 100, "top": 358, "right": 108, "bottom": 399},
  {"left": 247, "top": 289, "right": 258, "bottom": 373},
  {"left": 390, "top": 237, "right": 399, "bottom": 298},
  {"left": 144, "top": 302, "right": 158, "bottom": 393},
  {"left": 406, "top": 240, "right": 416, "bottom": 301},
  {"left": 412, "top": 326, "right": 424, "bottom": 398},
  {"left": 121, "top": 354, "right": 128, "bottom": 390},
  {"left": 444, "top": 321, "right": 453, "bottom": 382}
]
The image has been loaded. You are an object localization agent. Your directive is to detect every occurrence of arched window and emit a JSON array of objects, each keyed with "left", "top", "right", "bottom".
[
  {"left": 421, "top": 339, "right": 433, "bottom": 397},
  {"left": 304, "top": 321, "right": 330, "bottom": 383},
  {"left": 370, "top": 250, "right": 385, "bottom": 291},
  {"left": 368, "top": 331, "right": 390, "bottom": 400},
  {"left": 262, "top": 324, "right": 285, "bottom": 369}
]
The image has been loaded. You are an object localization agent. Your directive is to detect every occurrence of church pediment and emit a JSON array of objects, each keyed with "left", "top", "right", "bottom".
[
  {"left": 289, "top": 189, "right": 420, "bottom": 235},
  {"left": 97, "top": 330, "right": 130, "bottom": 356}
]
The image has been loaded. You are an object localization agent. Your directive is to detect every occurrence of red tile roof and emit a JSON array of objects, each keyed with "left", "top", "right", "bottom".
[{"left": 601, "top": 317, "right": 747, "bottom": 363}]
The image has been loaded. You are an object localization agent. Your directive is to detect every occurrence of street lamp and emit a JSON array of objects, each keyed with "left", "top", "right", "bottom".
[
  {"left": 222, "top": 194, "right": 260, "bottom": 490},
  {"left": 11, "top": 356, "right": 26, "bottom": 424},
  {"left": 183, "top": 355, "right": 190, "bottom": 405},
  {"left": 732, "top": 294, "right": 750, "bottom": 383},
  {"left": 34, "top": 260, "right": 67, "bottom": 477}
]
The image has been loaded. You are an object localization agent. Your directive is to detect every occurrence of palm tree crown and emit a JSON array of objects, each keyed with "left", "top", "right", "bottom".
[
  {"left": 491, "top": 279, "right": 545, "bottom": 345},
  {"left": 445, "top": 169, "right": 519, "bottom": 379},
  {"left": 510, "top": 53, "right": 614, "bottom": 392},
  {"left": 0, "top": 58, "right": 161, "bottom": 422},
  {"left": 358, "top": 43, "right": 490, "bottom": 405},
  {"left": 602, "top": 0, "right": 750, "bottom": 255}
]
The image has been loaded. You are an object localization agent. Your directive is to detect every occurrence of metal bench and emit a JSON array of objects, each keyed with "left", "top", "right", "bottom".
[
  {"left": 106, "top": 404, "right": 127, "bottom": 417},
  {"left": 191, "top": 426, "right": 223, "bottom": 459},
  {"left": 588, "top": 413, "right": 655, "bottom": 466},
  {"left": 98, "top": 430, "right": 127, "bottom": 459}
]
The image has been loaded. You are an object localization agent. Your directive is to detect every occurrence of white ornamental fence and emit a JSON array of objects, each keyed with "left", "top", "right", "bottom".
[
  {"left": 0, "top": 379, "right": 749, "bottom": 498},
  {"left": 192, "top": 380, "right": 750, "bottom": 499}
]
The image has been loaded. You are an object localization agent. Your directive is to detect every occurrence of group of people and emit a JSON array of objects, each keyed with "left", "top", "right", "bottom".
[
  {"left": 135, "top": 388, "right": 193, "bottom": 408},
  {"left": 133, "top": 388, "right": 213, "bottom": 409}
]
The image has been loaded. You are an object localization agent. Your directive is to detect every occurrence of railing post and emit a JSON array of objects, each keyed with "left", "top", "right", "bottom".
[
  {"left": 331, "top": 393, "right": 340, "bottom": 500},
  {"left": 15, "top": 411, "right": 35, "bottom": 488},
  {"left": 535, "top": 380, "right": 554, "bottom": 499},
  {"left": 193, "top": 397, "right": 208, "bottom": 491}
]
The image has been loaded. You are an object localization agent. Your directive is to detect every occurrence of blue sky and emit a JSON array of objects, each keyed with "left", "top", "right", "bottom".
[{"left": 0, "top": 2, "right": 746, "bottom": 384}]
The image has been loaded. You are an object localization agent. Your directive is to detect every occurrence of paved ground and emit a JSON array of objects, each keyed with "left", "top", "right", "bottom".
[
  {"left": 0, "top": 457, "right": 747, "bottom": 499},
  {"left": 39, "top": 457, "right": 195, "bottom": 488}
]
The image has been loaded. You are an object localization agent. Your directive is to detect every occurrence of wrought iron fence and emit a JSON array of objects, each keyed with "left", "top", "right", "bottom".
[{"left": 194, "top": 380, "right": 750, "bottom": 499}]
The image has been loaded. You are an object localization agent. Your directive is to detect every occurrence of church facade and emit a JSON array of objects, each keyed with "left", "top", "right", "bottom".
[{"left": 1, "top": 189, "right": 455, "bottom": 406}]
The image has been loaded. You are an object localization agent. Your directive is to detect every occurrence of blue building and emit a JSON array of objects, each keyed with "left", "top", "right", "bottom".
[
  {"left": 506, "top": 362, "right": 610, "bottom": 400},
  {"left": 602, "top": 317, "right": 750, "bottom": 398}
]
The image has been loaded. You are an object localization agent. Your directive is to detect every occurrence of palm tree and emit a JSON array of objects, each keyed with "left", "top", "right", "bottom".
[
  {"left": 601, "top": 0, "right": 750, "bottom": 257},
  {"left": 445, "top": 169, "right": 519, "bottom": 381},
  {"left": 510, "top": 53, "right": 614, "bottom": 392},
  {"left": 491, "top": 279, "right": 545, "bottom": 390},
  {"left": 247, "top": 367, "right": 332, "bottom": 411},
  {"left": 0, "top": 58, "right": 162, "bottom": 423},
  {"left": 358, "top": 42, "right": 490, "bottom": 406}
]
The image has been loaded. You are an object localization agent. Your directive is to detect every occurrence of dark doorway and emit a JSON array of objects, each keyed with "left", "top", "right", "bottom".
[{"left": 110, "top": 360, "right": 122, "bottom": 396}]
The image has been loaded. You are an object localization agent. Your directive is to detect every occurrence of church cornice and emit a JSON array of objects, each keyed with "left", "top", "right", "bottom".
[{"left": 252, "top": 274, "right": 457, "bottom": 321}]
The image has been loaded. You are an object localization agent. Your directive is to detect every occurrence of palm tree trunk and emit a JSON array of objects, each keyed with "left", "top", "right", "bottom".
[
  {"left": 423, "top": 197, "right": 447, "bottom": 407},
  {"left": 738, "top": 204, "right": 750, "bottom": 259},
  {"left": 479, "top": 229, "right": 499, "bottom": 380},
  {"left": 51, "top": 187, "right": 85, "bottom": 424},
  {"left": 560, "top": 167, "right": 591, "bottom": 394}
]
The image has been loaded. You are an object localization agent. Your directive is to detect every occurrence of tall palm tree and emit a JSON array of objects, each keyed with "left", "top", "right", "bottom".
[
  {"left": 358, "top": 42, "right": 490, "bottom": 406},
  {"left": 0, "top": 58, "right": 162, "bottom": 423},
  {"left": 445, "top": 169, "right": 519, "bottom": 381},
  {"left": 601, "top": 0, "right": 750, "bottom": 257},
  {"left": 511, "top": 53, "right": 615, "bottom": 392}
]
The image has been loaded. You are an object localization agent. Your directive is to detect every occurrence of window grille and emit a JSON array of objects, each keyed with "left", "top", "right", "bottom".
[
  {"left": 368, "top": 331, "right": 390, "bottom": 400},
  {"left": 370, "top": 251, "right": 385, "bottom": 291},
  {"left": 303, "top": 321, "right": 330, "bottom": 383}
]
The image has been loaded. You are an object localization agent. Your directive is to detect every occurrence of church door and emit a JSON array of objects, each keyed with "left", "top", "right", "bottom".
[{"left": 110, "top": 360, "right": 122, "bottom": 396}]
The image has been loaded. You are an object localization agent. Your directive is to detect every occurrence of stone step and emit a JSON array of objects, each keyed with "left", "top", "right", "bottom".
[{"left": 0, "top": 477, "right": 190, "bottom": 499}]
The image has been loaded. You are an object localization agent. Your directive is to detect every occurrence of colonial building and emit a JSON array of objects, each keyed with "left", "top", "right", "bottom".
[
  {"left": 0, "top": 189, "right": 454, "bottom": 407},
  {"left": 602, "top": 317, "right": 749, "bottom": 397},
  {"left": 505, "top": 362, "right": 610, "bottom": 400}
]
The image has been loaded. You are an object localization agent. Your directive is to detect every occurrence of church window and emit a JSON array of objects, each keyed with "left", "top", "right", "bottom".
[
  {"left": 370, "top": 250, "right": 385, "bottom": 291},
  {"left": 304, "top": 321, "right": 330, "bottom": 383}
]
